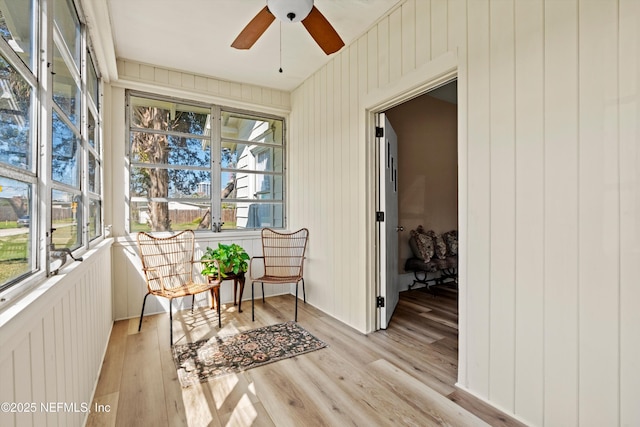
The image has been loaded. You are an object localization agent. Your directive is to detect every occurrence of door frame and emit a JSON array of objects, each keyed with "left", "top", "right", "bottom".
[{"left": 361, "top": 53, "right": 458, "bottom": 333}]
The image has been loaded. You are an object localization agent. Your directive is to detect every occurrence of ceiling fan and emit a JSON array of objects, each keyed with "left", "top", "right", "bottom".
[{"left": 231, "top": 0, "right": 345, "bottom": 55}]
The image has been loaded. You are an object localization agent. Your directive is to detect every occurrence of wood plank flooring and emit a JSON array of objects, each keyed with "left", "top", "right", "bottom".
[{"left": 87, "top": 288, "right": 527, "bottom": 426}]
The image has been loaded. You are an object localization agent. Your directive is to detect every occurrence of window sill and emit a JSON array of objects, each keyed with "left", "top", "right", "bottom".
[
  {"left": 0, "top": 238, "right": 114, "bottom": 328},
  {"left": 118, "top": 229, "right": 265, "bottom": 244}
]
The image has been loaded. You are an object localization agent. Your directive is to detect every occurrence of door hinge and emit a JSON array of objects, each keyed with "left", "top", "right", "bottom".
[
  {"left": 375, "top": 126, "right": 384, "bottom": 138},
  {"left": 376, "top": 296, "right": 385, "bottom": 308},
  {"left": 376, "top": 211, "right": 384, "bottom": 222}
]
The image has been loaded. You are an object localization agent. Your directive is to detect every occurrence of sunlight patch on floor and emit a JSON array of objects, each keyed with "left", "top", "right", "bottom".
[
  {"left": 211, "top": 374, "right": 240, "bottom": 410},
  {"left": 227, "top": 394, "right": 258, "bottom": 426}
]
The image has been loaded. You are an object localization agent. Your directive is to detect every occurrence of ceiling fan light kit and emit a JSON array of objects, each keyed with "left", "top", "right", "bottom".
[
  {"left": 231, "top": 0, "right": 345, "bottom": 55},
  {"left": 267, "top": 0, "right": 313, "bottom": 23}
]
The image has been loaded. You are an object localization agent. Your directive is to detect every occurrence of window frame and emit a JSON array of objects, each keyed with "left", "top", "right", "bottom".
[
  {"left": 0, "top": 3, "right": 40, "bottom": 292},
  {"left": 126, "top": 91, "right": 287, "bottom": 233},
  {"left": 219, "top": 108, "right": 286, "bottom": 230}
]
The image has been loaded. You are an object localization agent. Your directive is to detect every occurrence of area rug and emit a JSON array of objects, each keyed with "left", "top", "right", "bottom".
[{"left": 172, "top": 321, "right": 327, "bottom": 387}]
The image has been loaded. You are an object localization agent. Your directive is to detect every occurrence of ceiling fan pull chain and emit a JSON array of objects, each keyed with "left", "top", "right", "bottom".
[{"left": 279, "top": 21, "right": 283, "bottom": 73}]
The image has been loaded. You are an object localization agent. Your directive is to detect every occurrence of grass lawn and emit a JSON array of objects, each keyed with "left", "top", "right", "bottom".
[{"left": 0, "top": 234, "right": 29, "bottom": 285}]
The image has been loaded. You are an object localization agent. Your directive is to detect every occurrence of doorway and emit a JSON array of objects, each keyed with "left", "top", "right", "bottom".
[{"left": 376, "top": 80, "right": 458, "bottom": 329}]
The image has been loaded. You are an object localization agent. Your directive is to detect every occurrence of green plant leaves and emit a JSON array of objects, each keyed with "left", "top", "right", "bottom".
[{"left": 200, "top": 242, "right": 249, "bottom": 278}]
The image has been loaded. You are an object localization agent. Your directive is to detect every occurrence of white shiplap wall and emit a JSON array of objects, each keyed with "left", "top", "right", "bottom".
[
  {"left": 115, "top": 59, "right": 291, "bottom": 113},
  {"left": 0, "top": 240, "right": 113, "bottom": 427},
  {"left": 288, "top": 0, "right": 640, "bottom": 426},
  {"left": 619, "top": 3, "right": 640, "bottom": 427},
  {"left": 289, "top": 0, "right": 460, "bottom": 332}
]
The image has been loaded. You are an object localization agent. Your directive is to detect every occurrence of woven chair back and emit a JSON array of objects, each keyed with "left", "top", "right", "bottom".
[
  {"left": 261, "top": 228, "right": 309, "bottom": 279},
  {"left": 137, "top": 230, "right": 196, "bottom": 292}
]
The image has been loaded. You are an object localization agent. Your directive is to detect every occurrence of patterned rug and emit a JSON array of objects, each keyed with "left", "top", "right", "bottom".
[{"left": 172, "top": 321, "right": 327, "bottom": 387}]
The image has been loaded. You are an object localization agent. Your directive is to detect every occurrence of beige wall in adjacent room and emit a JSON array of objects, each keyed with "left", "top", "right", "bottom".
[{"left": 386, "top": 93, "right": 458, "bottom": 272}]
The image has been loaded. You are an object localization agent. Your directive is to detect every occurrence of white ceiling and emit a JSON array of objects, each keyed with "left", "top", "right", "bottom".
[{"left": 105, "top": 0, "right": 401, "bottom": 92}]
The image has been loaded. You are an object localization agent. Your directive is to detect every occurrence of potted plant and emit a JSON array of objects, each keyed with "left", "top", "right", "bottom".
[{"left": 200, "top": 243, "right": 249, "bottom": 278}]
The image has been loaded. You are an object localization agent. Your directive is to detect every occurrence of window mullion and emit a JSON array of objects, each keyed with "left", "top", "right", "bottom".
[
  {"left": 211, "top": 105, "right": 221, "bottom": 231},
  {"left": 220, "top": 137, "right": 282, "bottom": 149},
  {"left": 81, "top": 26, "right": 88, "bottom": 248},
  {"left": 41, "top": 0, "right": 55, "bottom": 277},
  {"left": 130, "top": 126, "right": 207, "bottom": 140}
]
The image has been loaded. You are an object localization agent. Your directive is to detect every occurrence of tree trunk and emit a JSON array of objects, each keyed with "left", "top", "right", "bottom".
[
  {"left": 132, "top": 108, "right": 172, "bottom": 231},
  {"left": 149, "top": 168, "right": 170, "bottom": 231}
]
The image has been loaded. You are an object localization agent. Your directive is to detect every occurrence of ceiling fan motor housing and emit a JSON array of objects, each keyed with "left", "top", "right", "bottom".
[
  {"left": 232, "top": 0, "right": 344, "bottom": 55},
  {"left": 267, "top": 0, "right": 314, "bottom": 23}
]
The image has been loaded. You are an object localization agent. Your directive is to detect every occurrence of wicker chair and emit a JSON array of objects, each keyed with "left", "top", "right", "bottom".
[
  {"left": 250, "top": 228, "right": 309, "bottom": 322},
  {"left": 136, "top": 230, "right": 222, "bottom": 345}
]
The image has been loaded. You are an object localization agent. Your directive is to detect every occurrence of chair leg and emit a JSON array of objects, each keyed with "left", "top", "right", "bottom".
[
  {"left": 251, "top": 282, "right": 255, "bottom": 321},
  {"left": 216, "top": 288, "right": 221, "bottom": 328},
  {"left": 301, "top": 278, "right": 306, "bottom": 303},
  {"left": 138, "top": 292, "right": 151, "bottom": 332},
  {"left": 169, "top": 298, "right": 173, "bottom": 346},
  {"left": 191, "top": 294, "right": 195, "bottom": 314},
  {"left": 261, "top": 283, "right": 265, "bottom": 303},
  {"left": 295, "top": 281, "right": 299, "bottom": 322}
]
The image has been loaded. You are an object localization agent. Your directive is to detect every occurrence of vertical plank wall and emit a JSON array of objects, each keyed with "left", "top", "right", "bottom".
[
  {"left": 619, "top": 2, "right": 640, "bottom": 425},
  {"left": 0, "top": 240, "right": 113, "bottom": 427},
  {"left": 288, "top": 0, "right": 639, "bottom": 426},
  {"left": 289, "top": 0, "right": 459, "bottom": 330},
  {"left": 513, "top": 0, "right": 544, "bottom": 424}
]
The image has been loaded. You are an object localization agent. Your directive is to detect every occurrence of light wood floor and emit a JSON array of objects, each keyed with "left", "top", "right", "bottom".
[{"left": 87, "top": 287, "right": 527, "bottom": 427}]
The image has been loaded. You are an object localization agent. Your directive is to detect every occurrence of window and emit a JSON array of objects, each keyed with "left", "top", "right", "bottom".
[
  {"left": 127, "top": 92, "right": 285, "bottom": 232},
  {"left": 0, "top": 3, "right": 37, "bottom": 290},
  {"left": 0, "top": 0, "right": 36, "bottom": 71},
  {"left": 0, "top": 0, "right": 103, "bottom": 293},
  {"left": 220, "top": 110, "right": 284, "bottom": 230}
]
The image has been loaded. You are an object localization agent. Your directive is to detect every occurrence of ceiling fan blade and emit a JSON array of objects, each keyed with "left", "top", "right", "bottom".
[
  {"left": 231, "top": 6, "right": 275, "bottom": 50},
  {"left": 301, "top": 6, "right": 345, "bottom": 55}
]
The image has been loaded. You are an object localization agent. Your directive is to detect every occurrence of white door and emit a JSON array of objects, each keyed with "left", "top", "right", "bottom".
[{"left": 377, "top": 113, "right": 400, "bottom": 329}]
